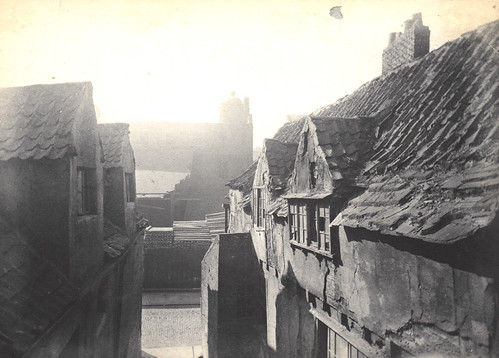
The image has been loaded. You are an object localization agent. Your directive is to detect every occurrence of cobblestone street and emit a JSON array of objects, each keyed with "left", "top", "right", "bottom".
[
  {"left": 141, "top": 290, "right": 202, "bottom": 358},
  {"left": 142, "top": 307, "right": 201, "bottom": 348}
]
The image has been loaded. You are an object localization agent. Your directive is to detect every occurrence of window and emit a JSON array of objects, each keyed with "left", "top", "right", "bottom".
[
  {"left": 289, "top": 200, "right": 334, "bottom": 253},
  {"left": 125, "top": 173, "right": 136, "bottom": 202},
  {"left": 318, "top": 205, "right": 331, "bottom": 251},
  {"left": 77, "top": 168, "right": 97, "bottom": 215},
  {"left": 318, "top": 321, "right": 368, "bottom": 358},
  {"left": 253, "top": 188, "right": 265, "bottom": 228}
]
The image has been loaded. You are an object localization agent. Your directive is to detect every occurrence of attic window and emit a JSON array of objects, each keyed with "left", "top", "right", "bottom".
[
  {"left": 289, "top": 200, "right": 337, "bottom": 256},
  {"left": 77, "top": 168, "right": 97, "bottom": 215},
  {"left": 125, "top": 173, "right": 136, "bottom": 202},
  {"left": 309, "top": 162, "right": 317, "bottom": 188}
]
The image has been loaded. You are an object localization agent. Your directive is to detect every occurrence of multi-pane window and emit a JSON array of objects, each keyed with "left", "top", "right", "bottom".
[
  {"left": 318, "top": 321, "right": 368, "bottom": 358},
  {"left": 318, "top": 205, "right": 330, "bottom": 251},
  {"left": 125, "top": 173, "right": 136, "bottom": 202},
  {"left": 253, "top": 188, "right": 265, "bottom": 228},
  {"left": 289, "top": 200, "right": 335, "bottom": 253},
  {"left": 327, "top": 328, "right": 367, "bottom": 358},
  {"left": 298, "top": 203, "right": 307, "bottom": 244},
  {"left": 290, "top": 204, "right": 298, "bottom": 241},
  {"left": 77, "top": 168, "right": 97, "bottom": 215}
]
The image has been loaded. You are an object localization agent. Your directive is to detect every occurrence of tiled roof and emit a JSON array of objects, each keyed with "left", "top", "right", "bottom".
[
  {"left": 334, "top": 163, "right": 499, "bottom": 244},
  {"left": 98, "top": 123, "right": 130, "bottom": 168},
  {"left": 273, "top": 116, "right": 307, "bottom": 144},
  {"left": 0, "top": 82, "right": 93, "bottom": 161},
  {"left": 263, "top": 139, "right": 297, "bottom": 189},
  {"left": 226, "top": 160, "right": 258, "bottom": 194},
  {"left": 144, "top": 227, "right": 174, "bottom": 249},
  {"left": 0, "top": 219, "right": 79, "bottom": 355},
  {"left": 325, "top": 21, "right": 499, "bottom": 243},
  {"left": 309, "top": 116, "right": 375, "bottom": 183},
  {"left": 313, "top": 21, "right": 498, "bottom": 173}
]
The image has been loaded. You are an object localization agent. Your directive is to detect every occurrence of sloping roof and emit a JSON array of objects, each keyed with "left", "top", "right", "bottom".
[
  {"left": 313, "top": 21, "right": 498, "bottom": 172},
  {"left": 273, "top": 116, "right": 307, "bottom": 144},
  {"left": 333, "top": 164, "right": 499, "bottom": 244},
  {"left": 0, "top": 82, "right": 93, "bottom": 161},
  {"left": 263, "top": 139, "right": 298, "bottom": 189},
  {"left": 326, "top": 20, "right": 499, "bottom": 243},
  {"left": 226, "top": 160, "right": 258, "bottom": 194},
  {"left": 310, "top": 116, "right": 375, "bottom": 183},
  {"left": 98, "top": 123, "right": 130, "bottom": 168},
  {"left": 0, "top": 219, "right": 79, "bottom": 356}
]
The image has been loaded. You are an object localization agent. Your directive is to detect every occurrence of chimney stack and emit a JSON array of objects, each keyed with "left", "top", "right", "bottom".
[{"left": 382, "top": 13, "right": 430, "bottom": 75}]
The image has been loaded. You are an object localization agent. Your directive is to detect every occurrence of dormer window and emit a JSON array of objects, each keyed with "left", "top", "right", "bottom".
[{"left": 288, "top": 199, "right": 336, "bottom": 256}]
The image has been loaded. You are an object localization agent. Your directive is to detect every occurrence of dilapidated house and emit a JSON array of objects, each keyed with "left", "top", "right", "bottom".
[
  {"left": 0, "top": 82, "right": 144, "bottom": 357},
  {"left": 203, "top": 16, "right": 499, "bottom": 358}
]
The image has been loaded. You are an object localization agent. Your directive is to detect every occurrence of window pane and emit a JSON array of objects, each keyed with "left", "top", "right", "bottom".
[
  {"left": 336, "top": 335, "right": 348, "bottom": 358},
  {"left": 319, "top": 216, "right": 326, "bottom": 232},
  {"left": 350, "top": 346, "right": 358, "bottom": 358}
]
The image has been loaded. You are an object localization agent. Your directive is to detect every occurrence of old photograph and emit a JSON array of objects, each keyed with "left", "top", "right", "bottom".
[{"left": 0, "top": 1, "right": 497, "bottom": 357}]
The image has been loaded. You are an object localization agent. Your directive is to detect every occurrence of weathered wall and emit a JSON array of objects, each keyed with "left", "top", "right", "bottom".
[
  {"left": 289, "top": 120, "right": 333, "bottom": 194},
  {"left": 144, "top": 231, "right": 211, "bottom": 289},
  {"left": 0, "top": 158, "right": 71, "bottom": 274},
  {"left": 118, "top": 232, "right": 144, "bottom": 358},
  {"left": 70, "top": 146, "right": 104, "bottom": 285},
  {"left": 264, "top": 216, "right": 497, "bottom": 357},
  {"left": 323, "top": 227, "right": 496, "bottom": 357},
  {"left": 201, "top": 238, "right": 219, "bottom": 358},
  {"left": 217, "top": 233, "right": 266, "bottom": 358},
  {"left": 104, "top": 167, "right": 126, "bottom": 229},
  {"left": 71, "top": 156, "right": 104, "bottom": 285},
  {"left": 227, "top": 189, "right": 252, "bottom": 234},
  {"left": 201, "top": 233, "right": 266, "bottom": 358}
]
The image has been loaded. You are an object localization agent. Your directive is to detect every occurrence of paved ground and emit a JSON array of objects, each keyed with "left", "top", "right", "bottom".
[
  {"left": 143, "top": 289, "right": 201, "bottom": 307},
  {"left": 141, "top": 290, "right": 202, "bottom": 358}
]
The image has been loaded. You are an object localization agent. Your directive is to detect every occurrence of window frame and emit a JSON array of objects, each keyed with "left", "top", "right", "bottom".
[
  {"left": 253, "top": 187, "right": 265, "bottom": 229},
  {"left": 125, "top": 172, "right": 136, "bottom": 203},
  {"left": 288, "top": 199, "right": 335, "bottom": 257},
  {"left": 77, "top": 167, "right": 97, "bottom": 216},
  {"left": 317, "top": 320, "right": 369, "bottom": 358}
]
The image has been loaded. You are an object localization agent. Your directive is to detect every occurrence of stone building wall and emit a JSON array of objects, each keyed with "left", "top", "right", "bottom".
[{"left": 144, "top": 229, "right": 211, "bottom": 288}]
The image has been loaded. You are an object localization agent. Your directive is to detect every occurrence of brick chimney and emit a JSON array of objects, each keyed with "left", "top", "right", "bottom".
[{"left": 382, "top": 13, "right": 430, "bottom": 75}]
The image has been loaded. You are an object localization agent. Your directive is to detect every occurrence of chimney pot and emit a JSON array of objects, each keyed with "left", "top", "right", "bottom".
[{"left": 382, "top": 14, "right": 430, "bottom": 75}]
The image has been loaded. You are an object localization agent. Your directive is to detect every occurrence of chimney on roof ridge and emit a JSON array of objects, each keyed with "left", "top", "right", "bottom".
[{"left": 382, "top": 13, "right": 430, "bottom": 75}]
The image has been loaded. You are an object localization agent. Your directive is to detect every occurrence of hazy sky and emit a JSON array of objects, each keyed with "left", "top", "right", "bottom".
[{"left": 0, "top": 0, "right": 497, "bottom": 146}]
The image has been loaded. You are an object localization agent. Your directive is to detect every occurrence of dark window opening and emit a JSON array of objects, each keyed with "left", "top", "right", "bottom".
[
  {"left": 309, "top": 161, "right": 317, "bottom": 188},
  {"left": 77, "top": 168, "right": 97, "bottom": 215},
  {"left": 125, "top": 173, "right": 136, "bottom": 202},
  {"left": 341, "top": 313, "right": 350, "bottom": 330},
  {"left": 253, "top": 188, "right": 265, "bottom": 228},
  {"left": 362, "top": 327, "right": 373, "bottom": 344}
]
